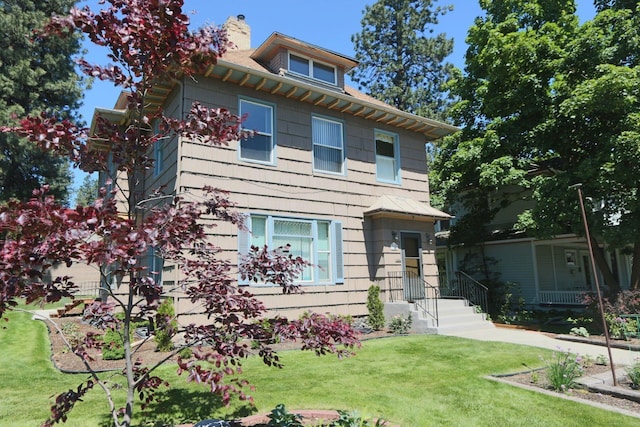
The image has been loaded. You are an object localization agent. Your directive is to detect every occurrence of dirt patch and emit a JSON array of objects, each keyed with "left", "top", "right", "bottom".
[{"left": 42, "top": 316, "right": 396, "bottom": 373}]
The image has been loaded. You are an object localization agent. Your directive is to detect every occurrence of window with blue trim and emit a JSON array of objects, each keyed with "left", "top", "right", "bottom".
[
  {"left": 375, "top": 130, "right": 400, "bottom": 183},
  {"left": 239, "top": 214, "right": 344, "bottom": 285},
  {"left": 312, "top": 116, "right": 344, "bottom": 174},
  {"left": 239, "top": 99, "right": 275, "bottom": 164}
]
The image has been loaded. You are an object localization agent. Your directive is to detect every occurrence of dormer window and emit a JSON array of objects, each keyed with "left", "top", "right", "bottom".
[{"left": 288, "top": 53, "right": 337, "bottom": 85}]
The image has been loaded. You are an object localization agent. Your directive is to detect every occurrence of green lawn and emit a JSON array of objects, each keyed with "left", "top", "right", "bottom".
[{"left": 1, "top": 309, "right": 638, "bottom": 427}]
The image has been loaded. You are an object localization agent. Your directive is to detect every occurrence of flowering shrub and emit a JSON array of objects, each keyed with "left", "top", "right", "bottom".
[
  {"left": 544, "top": 349, "right": 584, "bottom": 392},
  {"left": 388, "top": 313, "right": 412, "bottom": 335},
  {"left": 605, "top": 314, "right": 637, "bottom": 340}
]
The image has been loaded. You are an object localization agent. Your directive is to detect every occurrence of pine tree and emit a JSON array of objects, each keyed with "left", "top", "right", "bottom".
[
  {"left": 0, "top": 0, "right": 84, "bottom": 204},
  {"left": 350, "top": 0, "right": 457, "bottom": 121}
]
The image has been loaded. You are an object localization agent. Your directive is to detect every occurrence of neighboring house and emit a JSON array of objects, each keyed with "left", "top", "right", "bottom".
[
  {"left": 94, "top": 16, "right": 457, "bottom": 323},
  {"left": 436, "top": 184, "right": 635, "bottom": 308}
]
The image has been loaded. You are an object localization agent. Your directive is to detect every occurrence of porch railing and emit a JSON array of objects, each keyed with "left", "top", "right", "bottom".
[
  {"left": 538, "top": 290, "right": 589, "bottom": 305},
  {"left": 387, "top": 271, "right": 439, "bottom": 327},
  {"left": 439, "top": 271, "right": 489, "bottom": 314}
]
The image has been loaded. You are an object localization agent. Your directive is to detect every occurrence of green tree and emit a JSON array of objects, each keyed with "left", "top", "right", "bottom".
[
  {"left": 75, "top": 174, "right": 98, "bottom": 206},
  {"left": 0, "top": 0, "right": 84, "bottom": 204},
  {"left": 432, "top": 0, "right": 640, "bottom": 291},
  {"left": 350, "top": 0, "right": 457, "bottom": 121}
]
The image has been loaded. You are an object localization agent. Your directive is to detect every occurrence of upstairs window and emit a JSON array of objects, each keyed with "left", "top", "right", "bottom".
[
  {"left": 289, "top": 53, "right": 337, "bottom": 85},
  {"left": 239, "top": 99, "right": 275, "bottom": 164},
  {"left": 375, "top": 130, "right": 400, "bottom": 184},
  {"left": 312, "top": 116, "right": 345, "bottom": 174}
]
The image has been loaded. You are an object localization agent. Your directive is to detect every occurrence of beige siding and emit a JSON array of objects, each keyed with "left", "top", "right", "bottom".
[{"left": 144, "top": 75, "right": 440, "bottom": 320}]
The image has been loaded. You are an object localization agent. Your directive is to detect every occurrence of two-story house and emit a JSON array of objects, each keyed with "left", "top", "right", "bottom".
[
  {"left": 436, "top": 181, "right": 636, "bottom": 309},
  {"left": 95, "top": 16, "right": 457, "bottom": 323}
]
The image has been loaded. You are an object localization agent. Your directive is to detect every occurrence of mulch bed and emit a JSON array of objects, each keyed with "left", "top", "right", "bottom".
[
  {"left": 43, "top": 316, "right": 396, "bottom": 373},
  {"left": 493, "top": 357, "right": 640, "bottom": 417}
]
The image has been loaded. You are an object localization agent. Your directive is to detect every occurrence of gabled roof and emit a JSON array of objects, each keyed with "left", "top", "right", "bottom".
[
  {"left": 364, "top": 195, "right": 451, "bottom": 220},
  {"left": 251, "top": 32, "right": 359, "bottom": 73},
  {"left": 144, "top": 40, "right": 459, "bottom": 141}
]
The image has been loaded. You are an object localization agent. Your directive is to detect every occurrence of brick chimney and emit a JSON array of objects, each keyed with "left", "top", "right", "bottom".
[{"left": 224, "top": 14, "right": 250, "bottom": 50}]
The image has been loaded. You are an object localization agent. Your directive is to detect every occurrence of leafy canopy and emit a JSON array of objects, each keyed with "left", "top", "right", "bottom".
[{"left": 431, "top": 0, "right": 640, "bottom": 289}]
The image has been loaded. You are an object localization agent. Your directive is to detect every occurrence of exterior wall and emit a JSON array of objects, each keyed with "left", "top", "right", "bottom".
[
  {"left": 148, "top": 76, "right": 438, "bottom": 322},
  {"left": 483, "top": 240, "right": 537, "bottom": 304}
]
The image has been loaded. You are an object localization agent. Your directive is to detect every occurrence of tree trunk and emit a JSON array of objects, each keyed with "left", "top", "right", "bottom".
[
  {"left": 590, "top": 235, "right": 621, "bottom": 295},
  {"left": 630, "top": 241, "right": 640, "bottom": 290}
]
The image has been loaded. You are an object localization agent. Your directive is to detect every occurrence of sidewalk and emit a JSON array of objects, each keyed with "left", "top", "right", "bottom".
[{"left": 440, "top": 325, "right": 640, "bottom": 366}]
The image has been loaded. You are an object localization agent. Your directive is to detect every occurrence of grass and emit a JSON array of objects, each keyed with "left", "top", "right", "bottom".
[{"left": 1, "top": 307, "right": 639, "bottom": 427}]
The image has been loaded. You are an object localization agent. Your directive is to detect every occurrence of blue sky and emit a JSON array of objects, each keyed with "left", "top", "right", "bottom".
[{"left": 73, "top": 0, "right": 596, "bottom": 189}]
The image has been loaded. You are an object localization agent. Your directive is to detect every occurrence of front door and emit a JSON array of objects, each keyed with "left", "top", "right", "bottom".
[{"left": 401, "top": 232, "right": 424, "bottom": 301}]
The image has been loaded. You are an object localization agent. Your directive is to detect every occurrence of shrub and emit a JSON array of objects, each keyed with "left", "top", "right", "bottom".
[
  {"left": 155, "top": 298, "right": 177, "bottom": 352},
  {"left": 544, "top": 349, "right": 584, "bottom": 392},
  {"left": 102, "top": 329, "right": 125, "bottom": 360},
  {"left": 366, "top": 285, "right": 385, "bottom": 331},
  {"left": 331, "top": 410, "right": 387, "bottom": 426},
  {"left": 178, "top": 347, "right": 192, "bottom": 359},
  {"left": 605, "top": 314, "right": 637, "bottom": 340},
  {"left": 266, "top": 403, "right": 303, "bottom": 427},
  {"left": 61, "top": 322, "right": 84, "bottom": 348},
  {"left": 569, "top": 326, "right": 590, "bottom": 337},
  {"left": 626, "top": 359, "right": 640, "bottom": 389},
  {"left": 388, "top": 313, "right": 412, "bottom": 335}
]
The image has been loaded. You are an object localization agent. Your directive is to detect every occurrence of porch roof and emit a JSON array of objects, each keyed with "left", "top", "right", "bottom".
[{"left": 364, "top": 195, "right": 451, "bottom": 221}]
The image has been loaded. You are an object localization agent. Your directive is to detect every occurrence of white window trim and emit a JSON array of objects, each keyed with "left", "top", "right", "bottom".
[
  {"left": 312, "top": 115, "right": 346, "bottom": 176},
  {"left": 374, "top": 129, "right": 401, "bottom": 184},
  {"left": 288, "top": 52, "right": 337, "bottom": 85},
  {"left": 238, "top": 97, "right": 276, "bottom": 165},
  {"left": 238, "top": 214, "right": 344, "bottom": 286}
]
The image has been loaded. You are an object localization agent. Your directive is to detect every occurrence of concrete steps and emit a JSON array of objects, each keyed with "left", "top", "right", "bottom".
[
  {"left": 384, "top": 298, "right": 494, "bottom": 335},
  {"left": 50, "top": 298, "right": 95, "bottom": 318}
]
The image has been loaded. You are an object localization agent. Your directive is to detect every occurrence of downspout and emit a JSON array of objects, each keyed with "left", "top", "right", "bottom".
[{"left": 173, "top": 77, "right": 185, "bottom": 315}]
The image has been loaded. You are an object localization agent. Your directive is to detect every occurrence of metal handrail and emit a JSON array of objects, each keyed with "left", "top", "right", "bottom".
[
  {"left": 440, "top": 271, "right": 489, "bottom": 315},
  {"left": 387, "top": 271, "right": 439, "bottom": 327}
]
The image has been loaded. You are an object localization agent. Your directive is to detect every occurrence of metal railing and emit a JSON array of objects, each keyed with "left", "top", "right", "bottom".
[
  {"left": 387, "top": 271, "right": 439, "bottom": 327},
  {"left": 439, "top": 271, "right": 488, "bottom": 314}
]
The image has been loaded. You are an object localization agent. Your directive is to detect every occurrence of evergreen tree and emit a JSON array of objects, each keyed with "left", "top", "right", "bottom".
[
  {"left": 0, "top": 0, "right": 84, "bottom": 204},
  {"left": 350, "top": 0, "right": 457, "bottom": 121},
  {"left": 74, "top": 174, "right": 98, "bottom": 207}
]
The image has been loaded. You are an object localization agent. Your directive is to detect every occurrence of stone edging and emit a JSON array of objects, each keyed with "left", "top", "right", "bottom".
[{"left": 555, "top": 334, "right": 640, "bottom": 351}]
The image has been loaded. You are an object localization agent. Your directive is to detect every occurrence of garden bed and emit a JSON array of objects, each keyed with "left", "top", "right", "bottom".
[{"left": 493, "top": 362, "right": 640, "bottom": 418}]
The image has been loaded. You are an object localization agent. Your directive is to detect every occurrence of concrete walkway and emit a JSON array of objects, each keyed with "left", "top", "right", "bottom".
[{"left": 440, "top": 325, "right": 640, "bottom": 366}]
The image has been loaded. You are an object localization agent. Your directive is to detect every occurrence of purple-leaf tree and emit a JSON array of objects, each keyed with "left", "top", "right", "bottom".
[{"left": 0, "top": 1, "right": 360, "bottom": 426}]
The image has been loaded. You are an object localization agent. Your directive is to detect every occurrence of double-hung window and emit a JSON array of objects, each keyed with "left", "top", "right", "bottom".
[
  {"left": 147, "top": 246, "right": 164, "bottom": 285},
  {"left": 312, "top": 116, "right": 345, "bottom": 174},
  {"left": 239, "top": 214, "right": 344, "bottom": 285},
  {"left": 289, "top": 53, "right": 337, "bottom": 85},
  {"left": 239, "top": 99, "right": 275, "bottom": 164},
  {"left": 375, "top": 130, "right": 400, "bottom": 183}
]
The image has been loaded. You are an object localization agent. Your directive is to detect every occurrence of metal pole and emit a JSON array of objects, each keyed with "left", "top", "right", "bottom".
[{"left": 573, "top": 184, "right": 617, "bottom": 386}]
